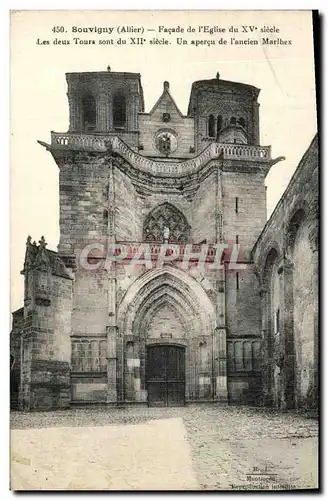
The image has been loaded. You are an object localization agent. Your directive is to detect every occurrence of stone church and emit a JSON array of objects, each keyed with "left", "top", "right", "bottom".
[{"left": 10, "top": 70, "right": 318, "bottom": 411}]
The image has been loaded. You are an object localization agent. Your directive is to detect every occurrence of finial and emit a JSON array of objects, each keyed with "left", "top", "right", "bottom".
[
  {"left": 216, "top": 72, "right": 220, "bottom": 79},
  {"left": 39, "top": 236, "right": 47, "bottom": 248},
  {"left": 33, "top": 241, "right": 37, "bottom": 246},
  {"left": 163, "top": 81, "right": 170, "bottom": 91},
  {"left": 26, "top": 235, "right": 32, "bottom": 245},
  {"left": 107, "top": 65, "right": 111, "bottom": 72}
]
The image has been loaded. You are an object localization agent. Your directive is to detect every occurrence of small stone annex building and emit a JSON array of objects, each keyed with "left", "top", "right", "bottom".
[{"left": 10, "top": 70, "right": 319, "bottom": 410}]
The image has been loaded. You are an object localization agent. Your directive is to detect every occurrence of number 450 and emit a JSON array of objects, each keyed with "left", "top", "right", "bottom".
[{"left": 52, "top": 26, "right": 65, "bottom": 33}]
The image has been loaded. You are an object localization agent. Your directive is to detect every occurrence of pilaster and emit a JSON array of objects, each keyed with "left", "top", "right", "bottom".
[
  {"left": 277, "top": 257, "right": 296, "bottom": 409},
  {"left": 213, "top": 165, "right": 228, "bottom": 402},
  {"left": 252, "top": 101, "right": 260, "bottom": 145},
  {"left": 106, "top": 326, "right": 117, "bottom": 403},
  {"left": 213, "top": 327, "right": 228, "bottom": 401},
  {"left": 106, "top": 158, "right": 118, "bottom": 403},
  {"left": 67, "top": 92, "right": 82, "bottom": 132},
  {"left": 259, "top": 286, "right": 272, "bottom": 406}
]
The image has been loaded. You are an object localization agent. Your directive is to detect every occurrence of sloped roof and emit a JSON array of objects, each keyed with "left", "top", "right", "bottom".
[{"left": 149, "top": 81, "right": 184, "bottom": 117}]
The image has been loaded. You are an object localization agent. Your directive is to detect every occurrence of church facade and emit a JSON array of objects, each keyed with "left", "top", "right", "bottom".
[{"left": 10, "top": 70, "right": 318, "bottom": 410}]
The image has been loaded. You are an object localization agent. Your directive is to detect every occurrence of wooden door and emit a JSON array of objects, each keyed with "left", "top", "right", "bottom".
[{"left": 147, "top": 345, "right": 185, "bottom": 407}]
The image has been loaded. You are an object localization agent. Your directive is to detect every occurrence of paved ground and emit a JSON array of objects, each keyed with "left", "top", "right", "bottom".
[{"left": 10, "top": 406, "right": 319, "bottom": 491}]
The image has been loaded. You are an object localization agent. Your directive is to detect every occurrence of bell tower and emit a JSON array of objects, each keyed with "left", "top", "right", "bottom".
[
  {"left": 66, "top": 70, "right": 144, "bottom": 146},
  {"left": 188, "top": 72, "right": 260, "bottom": 154}
]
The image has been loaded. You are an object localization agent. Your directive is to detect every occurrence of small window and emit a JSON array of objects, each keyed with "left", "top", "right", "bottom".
[
  {"left": 236, "top": 272, "right": 240, "bottom": 290},
  {"left": 235, "top": 197, "right": 239, "bottom": 213},
  {"left": 230, "top": 116, "right": 237, "bottom": 125},
  {"left": 208, "top": 115, "right": 215, "bottom": 138},
  {"left": 113, "top": 93, "right": 126, "bottom": 129},
  {"left": 236, "top": 235, "right": 239, "bottom": 244}
]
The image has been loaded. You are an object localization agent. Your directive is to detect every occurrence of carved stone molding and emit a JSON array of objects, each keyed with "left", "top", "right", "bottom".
[
  {"left": 277, "top": 258, "right": 294, "bottom": 275},
  {"left": 308, "top": 224, "right": 319, "bottom": 252}
]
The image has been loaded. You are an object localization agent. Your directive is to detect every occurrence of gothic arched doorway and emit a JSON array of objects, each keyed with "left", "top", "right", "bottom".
[
  {"left": 147, "top": 344, "right": 185, "bottom": 407},
  {"left": 117, "top": 266, "right": 219, "bottom": 405}
]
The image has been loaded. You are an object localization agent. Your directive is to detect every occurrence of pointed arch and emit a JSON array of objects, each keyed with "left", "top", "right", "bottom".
[
  {"left": 263, "top": 246, "right": 280, "bottom": 286},
  {"left": 117, "top": 266, "right": 217, "bottom": 403},
  {"left": 285, "top": 208, "right": 307, "bottom": 256},
  {"left": 262, "top": 246, "right": 282, "bottom": 408},
  {"left": 143, "top": 203, "right": 190, "bottom": 243},
  {"left": 134, "top": 285, "right": 195, "bottom": 338},
  {"left": 118, "top": 266, "right": 216, "bottom": 337}
]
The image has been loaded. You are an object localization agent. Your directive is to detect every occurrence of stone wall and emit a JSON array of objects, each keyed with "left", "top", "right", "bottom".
[
  {"left": 222, "top": 170, "right": 267, "bottom": 253},
  {"left": 58, "top": 154, "right": 109, "bottom": 256},
  {"left": 114, "top": 167, "right": 142, "bottom": 241},
  {"left": 293, "top": 220, "right": 315, "bottom": 406},
  {"left": 10, "top": 308, "right": 24, "bottom": 409},
  {"left": 192, "top": 170, "right": 217, "bottom": 243},
  {"left": 20, "top": 268, "right": 73, "bottom": 410},
  {"left": 225, "top": 265, "right": 262, "bottom": 405},
  {"left": 252, "top": 135, "right": 318, "bottom": 409}
]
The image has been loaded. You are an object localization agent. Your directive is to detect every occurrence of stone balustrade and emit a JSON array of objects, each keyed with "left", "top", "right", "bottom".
[{"left": 51, "top": 132, "right": 271, "bottom": 175}]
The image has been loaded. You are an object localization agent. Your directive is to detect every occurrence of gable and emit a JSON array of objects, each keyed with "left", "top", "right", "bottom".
[{"left": 149, "top": 82, "right": 184, "bottom": 122}]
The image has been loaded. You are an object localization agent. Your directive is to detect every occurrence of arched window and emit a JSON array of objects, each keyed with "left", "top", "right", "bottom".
[
  {"left": 230, "top": 116, "right": 237, "bottom": 125},
  {"left": 82, "top": 93, "right": 96, "bottom": 132},
  {"left": 238, "top": 117, "right": 246, "bottom": 128},
  {"left": 113, "top": 93, "right": 126, "bottom": 129},
  {"left": 143, "top": 203, "right": 189, "bottom": 243},
  {"left": 208, "top": 114, "right": 215, "bottom": 138}
]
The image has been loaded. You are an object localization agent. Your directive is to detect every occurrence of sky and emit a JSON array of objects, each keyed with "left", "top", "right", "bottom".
[{"left": 10, "top": 10, "right": 317, "bottom": 312}]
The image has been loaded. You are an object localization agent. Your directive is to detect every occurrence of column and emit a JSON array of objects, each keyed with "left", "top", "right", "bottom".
[
  {"left": 108, "top": 95, "right": 113, "bottom": 130},
  {"left": 278, "top": 258, "right": 295, "bottom": 409},
  {"left": 213, "top": 327, "right": 228, "bottom": 402},
  {"left": 134, "top": 340, "right": 147, "bottom": 402},
  {"left": 259, "top": 286, "right": 272, "bottom": 406},
  {"left": 252, "top": 101, "right": 260, "bottom": 145},
  {"left": 125, "top": 95, "right": 133, "bottom": 132},
  {"left": 106, "top": 326, "right": 117, "bottom": 402},
  {"left": 67, "top": 93, "right": 81, "bottom": 132},
  {"left": 124, "top": 340, "right": 134, "bottom": 401},
  {"left": 106, "top": 159, "right": 118, "bottom": 403},
  {"left": 214, "top": 165, "right": 228, "bottom": 402}
]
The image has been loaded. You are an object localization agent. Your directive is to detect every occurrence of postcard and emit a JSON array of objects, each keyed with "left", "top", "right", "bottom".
[{"left": 10, "top": 9, "right": 319, "bottom": 491}]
